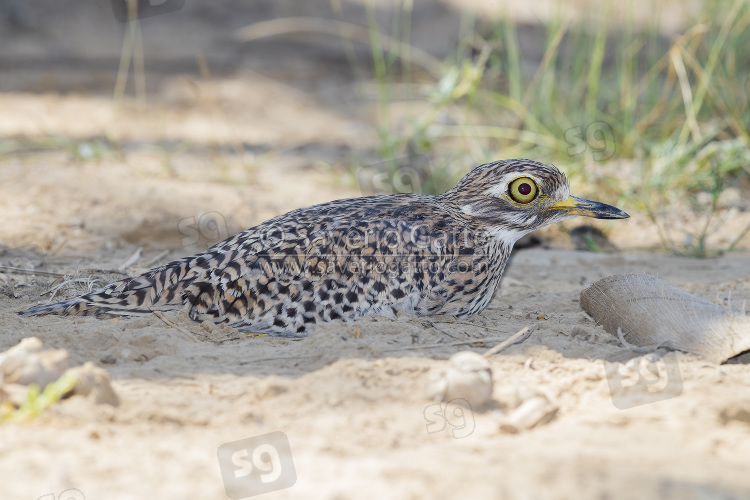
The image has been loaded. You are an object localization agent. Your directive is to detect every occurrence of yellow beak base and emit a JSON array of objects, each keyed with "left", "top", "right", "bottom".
[{"left": 548, "top": 196, "right": 629, "bottom": 219}]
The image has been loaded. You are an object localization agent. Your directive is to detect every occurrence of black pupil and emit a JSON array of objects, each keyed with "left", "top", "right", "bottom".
[{"left": 518, "top": 183, "right": 532, "bottom": 196}]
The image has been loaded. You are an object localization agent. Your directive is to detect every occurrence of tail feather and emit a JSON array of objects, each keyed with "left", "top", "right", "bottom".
[
  {"left": 17, "top": 297, "right": 99, "bottom": 317},
  {"left": 16, "top": 253, "right": 213, "bottom": 318}
]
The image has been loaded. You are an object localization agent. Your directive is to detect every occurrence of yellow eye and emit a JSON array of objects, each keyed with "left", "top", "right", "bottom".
[{"left": 508, "top": 177, "right": 539, "bottom": 204}]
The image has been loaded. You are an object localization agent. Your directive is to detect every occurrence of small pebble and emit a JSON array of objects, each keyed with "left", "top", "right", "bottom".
[
  {"left": 100, "top": 354, "right": 117, "bottom": 364},
  {"left": 499, "top": 396, "right": 558, "bottom": 433},
  {"left": 426, "top": 351, "right": 493, "bottom": 410}
]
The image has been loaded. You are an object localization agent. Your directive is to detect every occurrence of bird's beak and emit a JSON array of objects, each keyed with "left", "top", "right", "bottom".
[{"left": 547, "top": 196, "right": 629, "bottom": 219}]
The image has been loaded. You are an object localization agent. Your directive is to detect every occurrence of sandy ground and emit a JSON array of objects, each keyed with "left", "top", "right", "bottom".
[
  {"left": 2, "top": 2, "right": 750, "bottom": 500},
  {"left": 2, "top": 155, "right": 750, "bottom": 500}
]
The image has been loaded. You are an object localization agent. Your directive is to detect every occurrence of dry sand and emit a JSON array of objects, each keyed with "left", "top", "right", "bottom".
[
  {"left": 2, "top": 156, "right": 750, "bottom": 500},
  {"left": 1, "top": 2, "right": 750, "bottom": 499}
]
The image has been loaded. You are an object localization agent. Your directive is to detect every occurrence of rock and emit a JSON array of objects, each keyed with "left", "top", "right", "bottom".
[
  {"left": 497, "top": 385, "right": 558, "bottom": 433},
  {"left": 0, "top": 336, "right": 70, "bottom": 387},
  {"left": 100, "top": 354, "right": 117, "bottom": 364},
  {"left": 426, "top": 351, "right": 493, "bottom": 411},
  {"left": 0, "top": 383, "right": 29, "bottom": 407},
  {"left": 581, "top": 274, "right": 750, "bottom": 363},
  {"left": 66, "top": 362, "right": 120, "bottom": 406},
  {"left": 499, "top": 396, "right": 558, "bottom": 433},
  {"left": 719, "top": 400, "right": 750, "bottom": 426},
  {"left": 0, "top": 337, "right": 120, "bottom": 410}
]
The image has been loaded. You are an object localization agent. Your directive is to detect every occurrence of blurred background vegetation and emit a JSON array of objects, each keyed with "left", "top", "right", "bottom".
[
  {"left": 1, "top": 0, "right": 749, "bottom": 256},
  {"left": 338, "top": 0, "right": 750, "bottom": 256}
]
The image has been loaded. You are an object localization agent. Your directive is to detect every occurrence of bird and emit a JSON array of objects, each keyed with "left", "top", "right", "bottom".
[{"left": 18, "top": 159, "right": 628, "bottom": 337}]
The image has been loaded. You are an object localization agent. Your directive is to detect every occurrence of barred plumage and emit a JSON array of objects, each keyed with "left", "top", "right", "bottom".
[{"left": 18, "top": 159, "right": 628, "bottom": 337}]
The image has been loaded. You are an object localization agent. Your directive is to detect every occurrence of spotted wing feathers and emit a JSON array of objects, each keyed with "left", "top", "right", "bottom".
[{"left": 18, "top": 193, "right": 506, "bottom": 337}]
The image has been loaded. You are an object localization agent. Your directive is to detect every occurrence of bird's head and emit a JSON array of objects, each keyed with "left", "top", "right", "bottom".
[{"left": 440, "top": 159, "right": 628, "bottom": 243}]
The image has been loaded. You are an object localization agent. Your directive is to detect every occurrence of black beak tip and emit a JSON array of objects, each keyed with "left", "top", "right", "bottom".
[
  {"left": 596, "top": 209, "right": 630, "bottom": 220},
  {"left": 571, "top": 197, "right": 629, "bottom": 220}
]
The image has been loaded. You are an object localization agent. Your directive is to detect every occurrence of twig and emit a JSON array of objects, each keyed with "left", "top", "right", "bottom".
[
  {"left": 383, "top": 336, "right": 515, "bottom": 352},
  {"left": 46, "top": 278, "right": 100, "bottom": 301},
  {"left": 118, "top": 247, "right": 142, "bottom": 271},
  {"left": 81, "top": 268, "right": 131, "bottom": 277},
  {"left": 239, "top": 354, "right": 318, "bottom": 365},
  {"left": 48, "top": 237, "right": 68, "bottom": 257},
  {"left": 141, "top": 250, "right": 170, "bottom": 268},
  {"left": 424, "top": 319, "right": 464, "bottom": 340},
  {"left": 242, "top": 327, "right": 533, "bottom": 361},
  {"left": 616, "top": 327, "right": 638, "bottom": 349},
  {"left": 727, "top": 219, "right": 750, "bottom": 252},
  {"left": 484, "top": 326, "right": 532, "bottom": 357},
  {"left": 616, "top": 327, "right": 668, "bottom": 354},
  {"left": 429, "top": 318, "right": 523, "bottom": 337},
  {"left": 152, "top": 311, "right": 198, "bottom": 343},
  {"left": 0, "top": 266, "right": 67, "bottom": 278}
]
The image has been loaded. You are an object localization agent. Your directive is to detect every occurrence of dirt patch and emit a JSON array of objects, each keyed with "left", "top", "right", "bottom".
[{"left": 3, "top": 165, "right": 750, "bottom": 498}]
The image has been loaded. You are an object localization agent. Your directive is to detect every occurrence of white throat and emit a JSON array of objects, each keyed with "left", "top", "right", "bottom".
[{"left": 485, "top": 226, "right": 527, "bottom": 247}]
